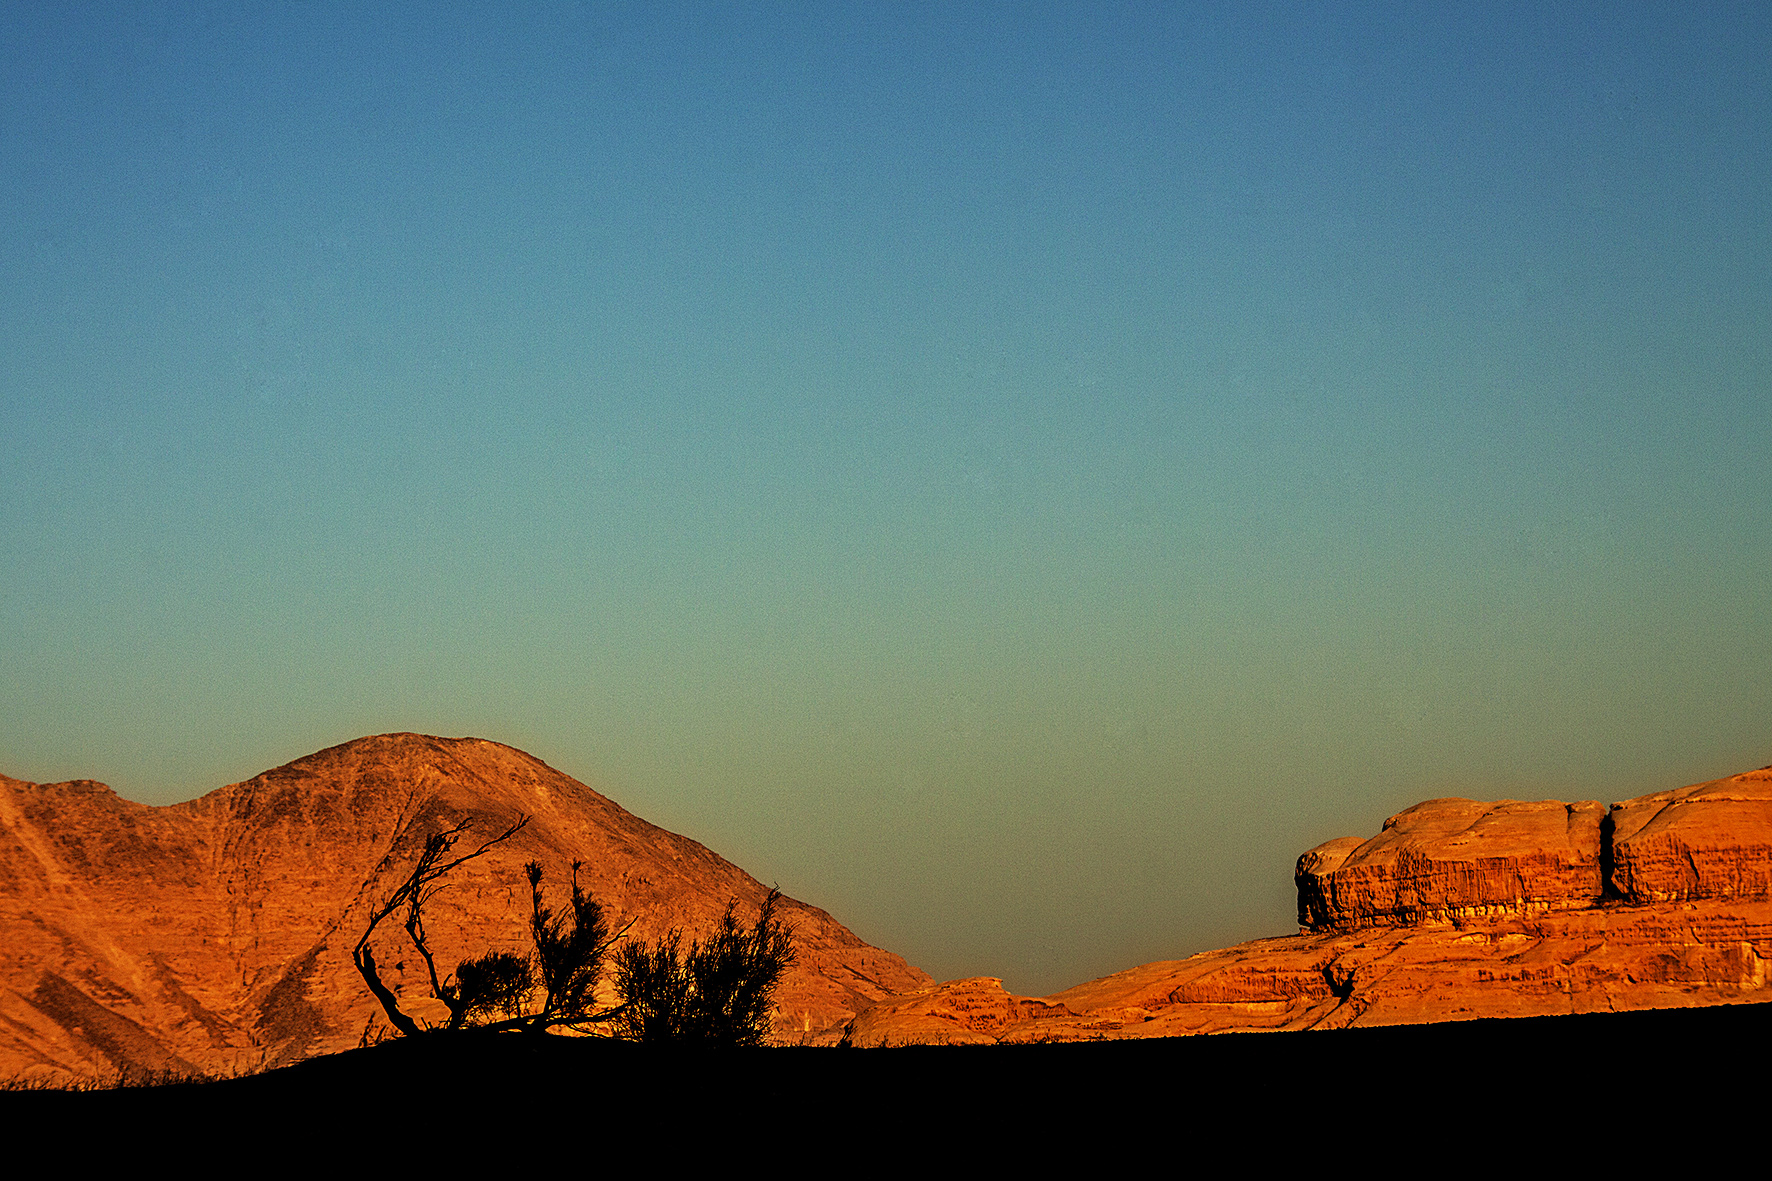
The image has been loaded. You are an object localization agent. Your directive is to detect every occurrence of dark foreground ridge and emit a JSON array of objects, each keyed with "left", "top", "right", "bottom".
[{"left": 11, "top": 1000, "right": 1767, "bottom": 1149}]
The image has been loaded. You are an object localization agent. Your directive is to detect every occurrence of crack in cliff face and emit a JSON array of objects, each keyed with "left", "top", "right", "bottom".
[
  {"left": 1680, "top": 846, "right": 1706, "bottom": 899},
  {"left": 1599, "top": 807, "right": 1620, "bottom": 902}
]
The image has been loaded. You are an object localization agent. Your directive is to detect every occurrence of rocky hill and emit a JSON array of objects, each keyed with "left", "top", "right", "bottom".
[
  {"left": 845, "top": 763, "right": 1772, "bottom": 1044},
  {"left": 0, "top": 734, "right": 930, "bottom": 1079}
]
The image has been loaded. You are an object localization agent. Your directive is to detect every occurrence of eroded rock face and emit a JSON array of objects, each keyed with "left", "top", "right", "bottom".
[
  {"left": 1610, "top": 767, "right": 1772, "bottom": 905},
  {"left": 843, "top": 895, "right": 1772, "bottom": 1047},
  {"left": 1295, "top": 798, "right": 1607, "bottom": 931},
  {"left": 1296, "top": 767, "right": 1772, "bottom": 933},
  {"left": 0, "top": 735, "right": 930, "bottom": 1079},
  {"left": 842, "top": 977, "right": 1078, "bottom": 1047}
]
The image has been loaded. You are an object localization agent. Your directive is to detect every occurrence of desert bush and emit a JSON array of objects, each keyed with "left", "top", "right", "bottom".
[{"left": 611, "top": 891, "right": 796, "bottom": 1047}]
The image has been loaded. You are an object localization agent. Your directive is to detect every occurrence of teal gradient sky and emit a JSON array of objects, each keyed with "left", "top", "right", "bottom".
[{"left": 4, "top": 4, "right": 1769, "bottom": 993}]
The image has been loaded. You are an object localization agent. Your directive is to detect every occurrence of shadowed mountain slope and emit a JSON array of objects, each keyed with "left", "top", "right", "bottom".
[{"left": 0, "top": 734, "right": 929, "bottom": 1078}]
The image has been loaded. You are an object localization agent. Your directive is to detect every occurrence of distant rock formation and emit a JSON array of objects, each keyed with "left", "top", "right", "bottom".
[
  {"left": 1608, "top": 772, "right": 1772, "bottom": 904},
  {"left": 1296, "top": 768, "right": 1772, "bottom": 930},
  {"left": 843, "top": 976, "right": 1077, "bottom": 1046},
  {"left": 1294, "top": 798, "right": 1608, "bottom": 930},
  {"left": 0, "top": 734, "right": 930, "bottom": 1079},
  {"left": 843, "top": 764, "right": 1772, "bottom": 1045}
]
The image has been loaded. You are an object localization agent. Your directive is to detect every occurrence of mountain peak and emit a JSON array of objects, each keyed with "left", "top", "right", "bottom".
[{"left": 0, "top": 736, "right": 930, "bottom": 1079}]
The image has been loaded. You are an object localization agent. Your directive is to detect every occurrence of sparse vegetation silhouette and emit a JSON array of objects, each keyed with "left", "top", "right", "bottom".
[
  {"left": 610, "top": 891, "right": 797, "bottom": 1047},
  {"left": 352, "top": 814, "right": 795, "bottom": 1045}
]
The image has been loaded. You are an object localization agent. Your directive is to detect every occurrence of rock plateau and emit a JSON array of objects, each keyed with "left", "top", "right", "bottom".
[{"left": 844, "top": 764, "right": 1772, "bottom": 1045}]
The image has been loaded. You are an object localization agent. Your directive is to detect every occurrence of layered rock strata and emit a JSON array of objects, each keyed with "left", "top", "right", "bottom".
[
  {"left": 1294, "top": 799, "right": 1607, "bottom": 930},
  {"left": 842, "top": 764, "right": 1772, "bottom": 1046},
  {"left": 1609, "top": 768, "right": 1772, "bottom": 904},
  {"left": 0, "top": 735, "right": 930, "bottom": 1079},
  {"left": 1296, "top": 766, "right": 1772, "bottom": 930}
]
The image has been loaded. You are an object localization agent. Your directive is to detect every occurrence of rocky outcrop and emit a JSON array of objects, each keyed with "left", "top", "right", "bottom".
[
  {"left": 1295, "top": 798, "right": 1607, "bottom": 930},
  {"left": 0, "top": 735, "right": 930, "bottom": 1079},
  {"left": 1610, "top": 766, "right": 1772, "bottom": 904},
  {"left": 1296, "top": 766, "right": 1772, "bottom": 932},
  {"left": 844, "top": 763, "right": 1772, "bottom": 1045},
  {"left": 842, "top": 977, "right": 1078, "bottom": 1046}
]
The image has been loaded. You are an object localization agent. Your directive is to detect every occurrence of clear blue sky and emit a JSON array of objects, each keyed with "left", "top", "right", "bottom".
[{"left": 4, "top": 3, "right": 1768, "bottom": 994}]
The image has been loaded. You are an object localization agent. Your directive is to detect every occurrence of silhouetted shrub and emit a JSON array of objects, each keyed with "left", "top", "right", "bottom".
[
  {"left": 449, "top": 949, "right": 532, "bottom": 1024},
  {"left": 611, "top": 891, "right": 796, "bottom": 1047}
]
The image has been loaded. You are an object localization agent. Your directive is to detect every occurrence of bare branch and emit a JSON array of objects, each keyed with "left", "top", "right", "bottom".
[{"left": 350, "top": 814, "right": 531, "bottom": 1037}]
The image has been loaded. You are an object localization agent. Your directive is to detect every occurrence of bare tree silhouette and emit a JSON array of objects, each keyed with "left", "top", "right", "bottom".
[
  {"left": 353, "top": 814, "right": 794, "bottom": 1045},
  {"left": 354, "top": 815, "right": 625, "bottom": 1035}
]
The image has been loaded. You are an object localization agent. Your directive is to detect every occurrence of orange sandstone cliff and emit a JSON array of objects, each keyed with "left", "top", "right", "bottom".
[
  {"left": 0, "top": 734, "right": 930, "bottom": 1078},
  {"left": 844, "top": 764, "right": 1772, "bottom": 1045}
]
